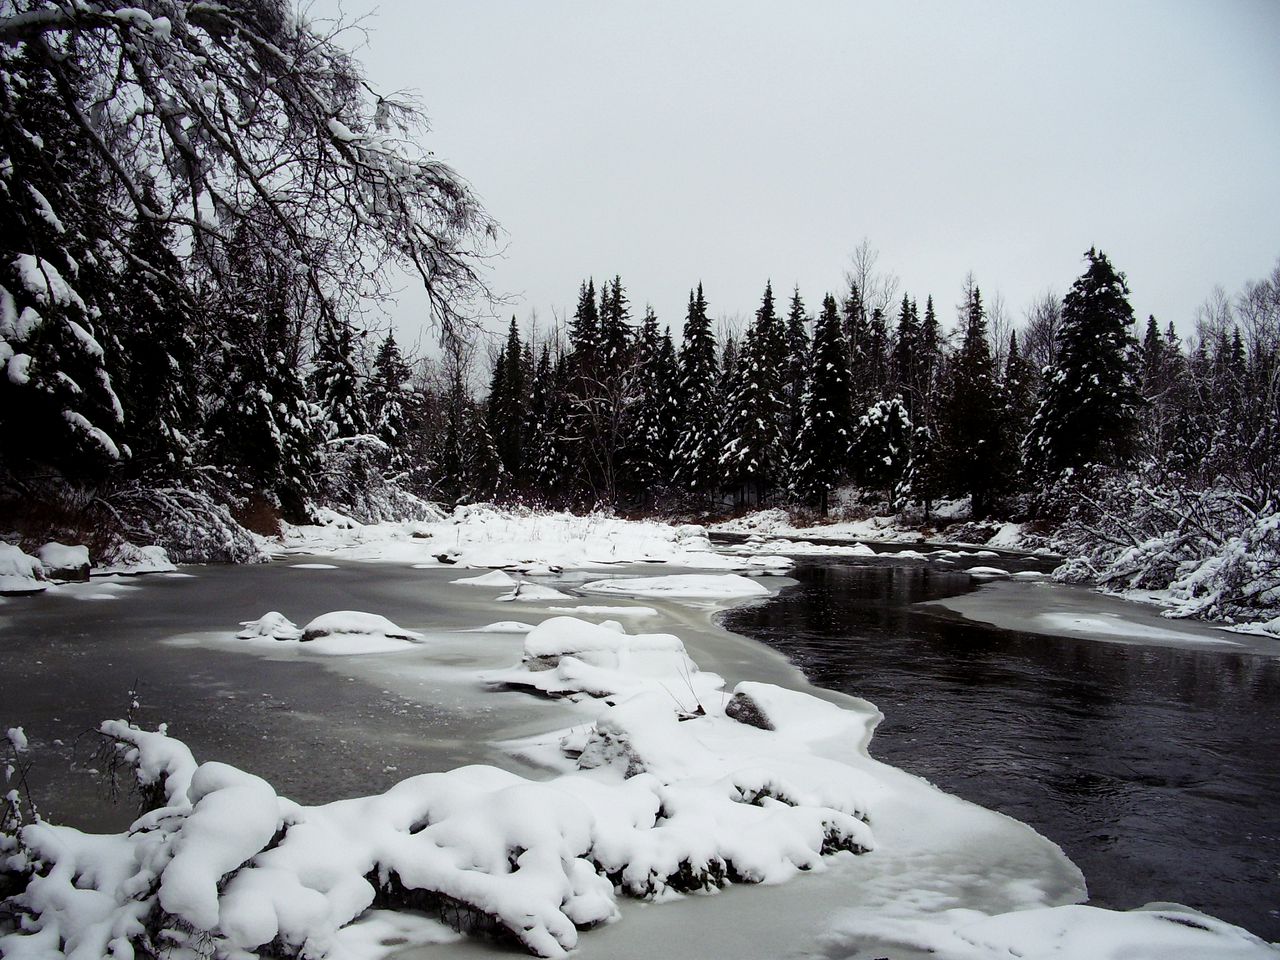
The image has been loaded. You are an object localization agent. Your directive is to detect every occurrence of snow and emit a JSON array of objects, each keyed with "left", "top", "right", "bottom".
[
  {"left": 280, "top": 506, "right": 785, "bottom": 572},
  {"left": 823, "top": 901, "right": 1277, "bottom": 959},
  {"left": 301, "top": 611, "right": 424, "bottom": 644},
  {"left": 94, "top": 543, "right": 176, "bottom": 575},
  {"left": 545, "top": 605, "right": 658, "bottom": 618},
  {"left": 0, "top": 542, "right": 46, "bottom": 594},
  {"left": 237, "top": 611, "right": 303, "bottom": 641},
  {"left": 290, "top": 562, "right": 338, "bottom": 570},
  {"left": 967, "top": 566, "right": 1012, "bottom": 578},
  {"left": 464, "top": 621, "right": 536, "bottom": 634},
  {"left": 925, "top": 581, "right": 1249, "bottom": 650},
  {"left": 36, "top": 542, "right": 89, "bottom": 577},
  {"left": 6, "top": 727, "right": 27, "bottom": 753},
  {"left": 232, "top": 610, "right": 426, "bottom": 655},
  {"left": 1035, "top": 613, "right": 1241, "bottom": 647},
  {"left": 495, "top": 582, "right": 574, "bottom": 602},
  {"left": 451, "top": 569, "right": 519, "bottom": 587},
  {"left": 579, "top": 574, "right": 771, "bottom": 600},
  {"left": 6, "top": 511, "right": 1274, "bottom": 960}
]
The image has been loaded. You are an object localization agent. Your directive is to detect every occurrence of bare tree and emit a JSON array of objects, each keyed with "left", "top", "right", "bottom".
[
  {"left": 843, "top": 238, "right": 900, "bottom": 320},
  {"left": 1022, "top": 288, "right": 1063, "bottom": 374},
  {"left": 1, "top": 0, "right": 496, "bottom": 334},
  {"left": 987, "top": 290, "right": 1012, "bottom": 373}
]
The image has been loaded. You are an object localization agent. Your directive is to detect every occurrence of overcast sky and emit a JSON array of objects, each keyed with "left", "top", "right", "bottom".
[{"left": 316, "top": 0, "right": 1280, "bottom": 349}]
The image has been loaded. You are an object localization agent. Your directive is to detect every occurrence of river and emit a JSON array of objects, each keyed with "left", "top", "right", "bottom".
[
  {"left": 1, "top": 548, "right": 1277, "bottom": 946},
  {"left": 720, "top": 554, "right": 1280, "bottom": 941}
]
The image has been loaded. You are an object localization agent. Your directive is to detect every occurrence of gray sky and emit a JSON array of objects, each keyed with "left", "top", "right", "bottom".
[{"left": 317, "top": 0, "right": 1280, "bottom": 349}]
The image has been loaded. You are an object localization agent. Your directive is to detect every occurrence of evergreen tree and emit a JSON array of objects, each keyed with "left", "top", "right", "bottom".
[
  {"left": 672, "top": 284, "right": 722, "bottom": 495},
  {"left": 852, "top": 396, "right": 913, "bottom": 509},
  {"left": 370, "top": 333, "right": 414, "bottom": 463},
  {"left": 530, "top": 349, "right": 575, "bottom": 500},
  {"left": 619, "top": 307, "right": 672, "bottom": 501},
  {"left": 1001, "top": 330, "right": 1035, "bottom": 480},
  {"left": 1025, "top": 248, "right": 1140, "bottom": 477},
  {"left": 792, "top": 294, "right": 853, "bottom": 515},
  {"left": 205, "top": 281, "right": 319, "bottom": 521},
  {"left": 0, "top": 54, "right": 126, "bottom": 479},
  {"left": 486, "top": 317, "right": 526, "bottom": 483},
  {"left": 784, "top": 287, "right": 811, "bottom": 420},
  {"left": 113, "top": 214, "right": 198, "bottom": 476},
  {"left": 599, "top": 275, "right": 631, "bottom": 370},
  {"left": 940, "top": 279, "right": 1004, "bottom": 517},
  {"left": 892, "top": 295, "right": 921, "bottom": 415},
  {"left": 311, "top": 317, "right": 369, "bottom": 438}
]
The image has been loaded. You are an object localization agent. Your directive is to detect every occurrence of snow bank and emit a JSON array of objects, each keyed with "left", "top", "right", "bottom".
[
  {"left": 5, "top": 650, "right": 885, "bottom": 959},
  {"left": 579, "top": 574, "right": 771, "bottom": 600},
  {"left": 280, "top": 505, "right": 790, "bottom": 573}
]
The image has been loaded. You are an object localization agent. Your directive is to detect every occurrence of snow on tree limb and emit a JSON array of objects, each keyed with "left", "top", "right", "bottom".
[{"left": 1, "top": 0, "right": 496, "bottom": 334}]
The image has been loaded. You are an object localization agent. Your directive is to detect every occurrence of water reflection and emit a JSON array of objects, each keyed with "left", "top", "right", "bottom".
[{"left": 722, "top": 558, "right": 1280, "bottom": 940}]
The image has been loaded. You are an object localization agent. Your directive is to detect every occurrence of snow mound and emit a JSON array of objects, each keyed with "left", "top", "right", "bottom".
[
  {"left": 488, "top": 615, "right": 716, "bottom": 703},
  {"left": 967, "top": 566, "right": 1011, "bottom": 578},
  {"left": 464, "top": 621, "right": 536, "bottom": 634},
  {"left": 451, "top": 569, "right": 519, "bottom": 587},
  {"left": 237, "top": 611, "right": 303, "bottom": 641},
  {"left": 302, "top": 611, "right": 422, "bottom": 641},
  {"left": 579, "top": 574, "right": 771, "bottom": 600},
  {"left": 495, "top": 582, "right": 574, "bottom": 602},
  {"left": 0, "top": 541, "right": 46, "bottom": 594}
]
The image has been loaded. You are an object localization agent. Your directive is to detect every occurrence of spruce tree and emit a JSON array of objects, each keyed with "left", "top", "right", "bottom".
[
  {"left": 0, "top": 55, "right": 126, "bottom": 479},
  {"left": 370, "top": 332, "right": 415, "bottom": 463},
  {"left": 892, "top": 295, "right": 921, "bottom": 415},
  {"left": 113, "top": 214, "right": 198, "bottom": 476},
  {"left": 672, "top": 283, "right": 722, "bottom": 495},
  {"left": 792, "top": 294, "right": 853, "bottom": 516},
  {"left": 1025, "top": 248, "right": 1140, "bottom": 477},
  {"left": 852, "top": 396, "right": 913, "bottom": 509},
  {"left": 940, "top": 279, "right": 1004, "bottom": 517},
  {"left": 311, "top": 317, "right": 369, "bottom": 439},
  {"left": 619, "top": 307, "right": 671, "bottom": 502}
]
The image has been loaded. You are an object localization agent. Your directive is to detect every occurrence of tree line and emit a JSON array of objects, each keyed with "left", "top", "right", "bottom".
[{"left": 413, "top": 249, "right": 1277, "bottom": 526}]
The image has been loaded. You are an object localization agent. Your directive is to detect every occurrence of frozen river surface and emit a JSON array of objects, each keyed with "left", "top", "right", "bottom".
[{"left": 1, "top": 549, "right": 1276, "bottom": 955}]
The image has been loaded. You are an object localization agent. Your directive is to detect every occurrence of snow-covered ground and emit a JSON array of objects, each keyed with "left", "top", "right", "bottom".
[{"left": 3, "top": 509, "right": 1276, "bottom": 959}]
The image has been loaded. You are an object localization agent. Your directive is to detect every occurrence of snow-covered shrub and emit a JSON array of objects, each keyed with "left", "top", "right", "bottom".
[
  {"left": 311, "top": 435, "right": 439, "bottom": 524},
  {"left": 1052, "top": 464, "right": 1280, "bottom": 631},
  {"left": 92, "top": 483, "right": 267, "bottom": 565}
]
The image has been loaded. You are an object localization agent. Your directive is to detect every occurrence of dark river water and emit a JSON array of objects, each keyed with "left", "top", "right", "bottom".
[{"left": 721, "top": 556, "right": 1280, "bottom": 941}]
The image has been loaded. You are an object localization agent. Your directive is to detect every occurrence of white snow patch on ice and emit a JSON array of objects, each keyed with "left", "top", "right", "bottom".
[{"left": 579, "top": 574, "right": 770, "bottom": 600}]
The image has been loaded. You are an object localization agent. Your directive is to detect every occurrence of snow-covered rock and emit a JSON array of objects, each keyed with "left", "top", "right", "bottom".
[
  {"left": 301, "top": 611, "right": 421, "bottom": 642},
  {"left": 36, "top": 542, "right": 90, "bottom": 582}
]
